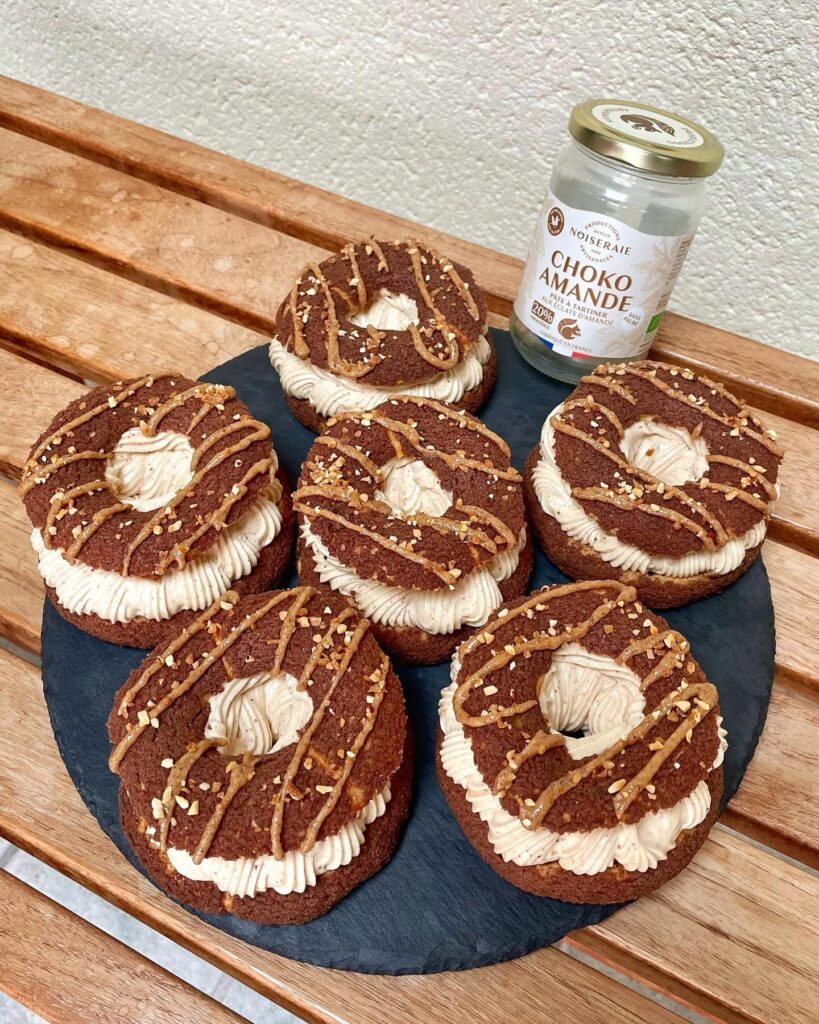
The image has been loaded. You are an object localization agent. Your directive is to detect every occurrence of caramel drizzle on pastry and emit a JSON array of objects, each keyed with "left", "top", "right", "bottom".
[
  {"left": 297, "top": 397, "right": 521, "bottom": 582},
  {"left": 365, "top": 238, "right": 390, "bottom": 272},
  {"left": 143, "top": 383, "right": 234, "bottom": 435},
  {"left": 527, "top": 681, "right": 717, "bottom": 828},
  {"left": 397, "top": 395, "right": 512, "bottom": 458},
  {"left": 191, "top": 752, "right": 258, "bottom": 864},
  {"left": 269, "top": 616, "right": 372, "bottom": 859},
  {"left": 617, "top": 365, "right": 783, "bottom": 457},
  {"left": 562, "top": 396, "right": 625, "bottom": 437},
  {"left": 331, "top": 403, "right": 519, "bottom": 482},
  {"left": 300, "top": 260, "right": 381, "bottom": 380},
  {"left": 453, "top": 581, "right": 637, "bottom": 727},
  {"left": 178, "top": 589, "right": 321, "bottom": 864},
  {"left": 25, "top": 376, "right": 275, "bottom": 571},
  {"left": 571, "top": 485, "right": 723, "bottom": 547},
  {"left": 453, "top": 580, "right": 718, "bottom": 831},
  {"left": 493, "top": 731, "right": 564, "bottom": 798},
  {"left": 117, "top": 590, "right": 396, "bottom": 864},
  {"left": 120, "top": 416, "right": 272, "bottom": 574},
  {"left": 109, "top": 590, "right": 288, "bottom": 771},
  {"left": 580, "top": 373, "right": 638, "bottom": 405},
  {"left": 616, "top": 629, "right": 690, "bottom": 692},
  {"left": 313, "top": 435, "right": 381, "bottom": 479},
  {"left": 298, "top": 655, "right": 389, "bottom": 854},
  {"left": 157, "top": 737, "right": 226, "bottom": 849},
  {"left": 551, "top": 415, "right": 729, "bottom": 548},
  {"left": 64, "top": 498, "right": 131, "bottom": 560},
  {"left": 297, "top": 482, "right": 499, "bottom": 554},
  {"left": 294, "top": 489, "right": 462, "bottom": 585},
  {"left": 22, "top": 375, "right": 158, "bottom": 478},
  {"left": 286, "top": 240, "right": 482, "bottom": 380},
  {"left": 19, "top": 451, "right": 109, "bottom": 497},
  {"left": 406, "top": 244, "right": 460, "bottom": 371},
  {"left": 572, "top": 366, "right": 782, "bottom": 525},
  {"left": 705, "top": 455, "right": 778, "bottom": 501},
  {"left": 343, "top": 243, "right": 368, "bottom": 309}
]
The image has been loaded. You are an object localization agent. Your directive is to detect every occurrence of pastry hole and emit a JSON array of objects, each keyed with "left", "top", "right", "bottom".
[
  {"left": 538, "top": 642, "right": 645, "bottom": 761},
  {"left": 620, "top": 417, "right": 708, "bottom": 486},
  {"left": 205, "top": 671, "right": 313, "bottom": 757},
  {"left": 375, "top": 456, "right": 453, "bottom": 517},
  {"left": 105, "top": 427, "right": 195, "bottom": 513},
  {"left": 349, "top": 289, "right": 419, "bottom": 331}
]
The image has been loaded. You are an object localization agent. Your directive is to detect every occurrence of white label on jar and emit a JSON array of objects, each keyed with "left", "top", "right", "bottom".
[
  {"left": 591, "top": 103, "right": 704, "bottom": 148},
  {"left": 514, "top": 193, "right": 693, "bottom": 360}
]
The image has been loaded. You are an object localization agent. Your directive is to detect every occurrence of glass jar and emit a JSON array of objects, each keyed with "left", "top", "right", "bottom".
[{"left": 511, "top": 99, "right": 724, "bottom": 383}]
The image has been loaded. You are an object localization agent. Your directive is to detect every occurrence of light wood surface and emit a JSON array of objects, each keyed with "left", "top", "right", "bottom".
[
  {"left": 0, "top": 868, "right": 248, "bottom": 1024},
  {"left": 0, "top": 76, "right": 817, "bottom": 1024}
]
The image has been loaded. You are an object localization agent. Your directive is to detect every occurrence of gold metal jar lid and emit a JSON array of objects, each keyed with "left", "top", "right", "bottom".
[{"left": 568, "top": 99, "right": 724, "bottom": 178}]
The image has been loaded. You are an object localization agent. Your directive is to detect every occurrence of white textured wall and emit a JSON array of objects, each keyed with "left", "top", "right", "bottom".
[{"left": 2, "top": 0, "right": 817, "bottom": 358}]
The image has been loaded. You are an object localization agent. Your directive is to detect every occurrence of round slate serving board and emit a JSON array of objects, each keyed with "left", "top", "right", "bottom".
[{"left": 41, "top": 329, "right": 775, "bottom": 974}]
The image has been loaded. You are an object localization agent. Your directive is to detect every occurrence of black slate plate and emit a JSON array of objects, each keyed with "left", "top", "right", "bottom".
[{"left": 41, "top": 329, "right": 775, "bottom": 974}]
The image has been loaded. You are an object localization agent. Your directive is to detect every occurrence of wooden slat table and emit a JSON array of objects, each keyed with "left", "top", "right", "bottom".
[{"left": 0, "top": 76, "right": 816, "bottom": 1024}]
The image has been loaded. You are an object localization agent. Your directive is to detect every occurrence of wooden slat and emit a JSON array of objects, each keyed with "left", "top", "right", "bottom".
[
  {"left": 0, "top": 129, "right": 325, "bottom": 332},
  {"left": 1, "top": 76, "right": 818, "bottom": 428},
  {"left": 0, "top": 345, "right": 84, "bottom": 478},
  {"left": 0, "top": 656, "right": 684, "bottom": 1024},
  {"left": 724, "top": 686, "right": 819, "bottom": 867},
  {"left": 580, "top": 827, "right": 819, "bottom": 1024},
  {"left": 0, "top": 246, "right": 817, "bottom": 556},
  {"left": 0, "top": 75, "right": 523, "bottom": 316},
  {"left": 764, "top": 542, "right": 819, "bottom": 689},
  {"left": 0, "top": 480, "right": 42, "bottom": 653},
  {"left": 0, "top": 868, "right": 247, "bottom": 1024},
  {"left": 0, "top": 228, "right": 265, "bottom": 384}
]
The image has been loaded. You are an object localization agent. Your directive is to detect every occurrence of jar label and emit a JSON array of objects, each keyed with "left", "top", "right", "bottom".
[{"left": 514, "top": 193, "right": 693, "bottom": 359}]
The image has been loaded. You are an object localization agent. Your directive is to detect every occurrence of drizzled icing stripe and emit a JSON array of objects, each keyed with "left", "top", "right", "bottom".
[
  {"left": 22, "top": 374, "right": 158, "bottom": 475},
  {"left": 616, "top": 365, "right": 783, "bottom": 456},
  {"left": 297, "top": 395, "right": 522, "bottom": 591},
  {"left": 24, "top": 375, "right": 274, "bottom": 573},
  {"left": 293, "top": 495, "right": 459, "bottom": 586},
  {"left": 285, "top": 239, "right": 483, "bottom": 381},
  {"left": 109, "top": 589, "right": 290, "bottom": 770},
  {"left": 452, "top": 580, "right": 720, "bottom": 833},
  {"left": 452, "top": 580, "right": 633, "bottom": 728},
  {"left": 529, "top": 681, "right": 717, "bottom": 828},
  {"left": 616, "top": 629, "right": 690, "bottom": 692},
  {"left": 330, "top": 404, "right": 519, "bottom": 481},
  {"left": 121, "top": 420, "right": 272, "bottom": 575},
  {"left": 298, "top": 654, "right": 389, "bottom": 854},
  {"left": 270, "top": 617, "right": 371, "bottom": 859},
  {"left": 563, "top": 365, "right": 782, "bottom": 547},
  {"left": 120, "top": 589, "right": 396, "bottom": 868},
  {"left": 19, "top": 451, "right": 109, "bottom": 497},
  {"left": 551, "top": 416, "right": 727, "bottom": 548}
]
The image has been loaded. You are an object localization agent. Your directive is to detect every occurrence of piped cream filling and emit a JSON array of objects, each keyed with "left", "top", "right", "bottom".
[
  {"left": 532, "top": 402, "right": 769, "bottom": 578},
  {"left": 439, "top": 653, "right": 727, "bottom": 876},
  {"left": 32, "top": 484, "right": 283, "bottom": 624},
  {"left": 165, "top": 783, "right": 391, "bottom": 898},
  {"left": 205, "top": 670, "right": 314, "bottom": 758},
  {"left": 349, "top": 289, "right": 419, "bottom": 330},
  {"left": 301, "top": 521, "right": 526, "bottom": 635},
  {"left": 105, "top": 427, "right": 196, "bottom": 513},
  {"left": 374, "top": 456, "right": 453, "bottom": 518},
  {"left": 269, "top": 331, "right": 491, "bottom": 419}
]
